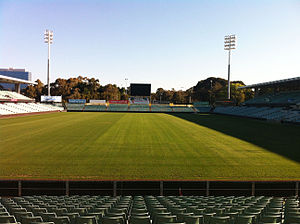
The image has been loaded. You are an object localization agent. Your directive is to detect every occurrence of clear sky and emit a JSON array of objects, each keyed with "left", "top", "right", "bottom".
[{"left": 0, "top": 0, "right": 299, "bottom": 91}]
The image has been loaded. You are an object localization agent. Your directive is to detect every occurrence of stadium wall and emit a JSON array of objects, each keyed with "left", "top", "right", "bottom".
[{"left": 0, "top": 180, "right": 298, "bottom": 197}]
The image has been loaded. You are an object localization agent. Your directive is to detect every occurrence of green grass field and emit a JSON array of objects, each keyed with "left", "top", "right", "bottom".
[{"left": 1, "top": 112, "right": 300, "bottom": 180}]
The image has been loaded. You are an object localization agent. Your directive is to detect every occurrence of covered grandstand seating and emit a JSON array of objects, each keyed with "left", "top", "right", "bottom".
[
  {"left": 1, "top": 195, "right": 299, "bottom": 224},
  {"left": 0, "top": 91, "right": 33, "bottom": 101},
  {"left": 0, "top": 103, "right": 64, "bottom": 115},
  {"left": 213, "top": 106, "right": 300, "bottom": 123}
]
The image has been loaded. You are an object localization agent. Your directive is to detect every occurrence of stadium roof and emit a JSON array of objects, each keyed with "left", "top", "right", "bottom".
[
  {"left": 238, "top": 76, "right": 300, "bottom": 89},
  {"left": 0, "top": 74, "right": 36, "bottom": 85}
]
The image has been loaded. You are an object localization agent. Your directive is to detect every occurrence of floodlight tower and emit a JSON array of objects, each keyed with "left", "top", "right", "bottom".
[
  {"left": 44, "top": 30, "right": 53, "bottom": 96},
  {"left": 125, "top": 78, "right": 128, "bottom": 95},
  {"left": 224, "top": 34, "right": 236, "bottom": 100}
]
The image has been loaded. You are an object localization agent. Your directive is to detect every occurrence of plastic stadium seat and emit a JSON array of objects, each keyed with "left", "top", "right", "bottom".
[
  {"left": 75, "top": 216, "right": 97, "bottom": 224},
  {"left": 0, "top": 212, "right": 10, "bottom": 216},
  {"left": 14, "top": 211, "right": 34, "bottom": 221},
  {"left": 71, "top": 208, "right": 88, "bottom": 216},
  {"left": 0, "top": 208, "right": 8, "bottom": 213},
  {"left": 176, "top": 213, "right": 194, "bottom": 222},
  {"left": 0, "top": 215, "right": 17, "bottom": 223},
  {"left": 10, "top": 207, "right": 27, "bottom": 214},
  {"left": 260, "top": 215, "right": 281, "bottom": 223},
  {"left": 40, "top": 213, "right": 57, "bottom": 222},
  {"left": 101, "top": 216, "right": 124, "bottom": 224},
  {"left": 209, "top": 216, "right": 230, "bottom": 224},
  {"left": 155, "top": 215, "right": 176, "bottom": 224},
  {"left": 21, "top": 216, "right": 43, "bottom": 224},
  {"left": 235, "top": 215, "right": 254, "bottom": 224},
  {"left": 48, "top": 216, "right": 71, "bottom": 224},
  {"left": 61, "top": 213, "right": 80, "bottom": 223},
  {"left": 31, "top": 222, "right": 55, "bottom": 224},
  {"left": 183, "top": 215, "right": 204, "bottom": 224},
  {"left": 86, "top": 213, "right": 103, "bottom": 222},
  {"left": 132, "top": 208, "right": 148, "bottom": 214},
  {"left": 129, "top": 215, "right": 151, "bottom": 224},
  {"left": 284, "top": 215, "right": 300, "bottom": 224}
]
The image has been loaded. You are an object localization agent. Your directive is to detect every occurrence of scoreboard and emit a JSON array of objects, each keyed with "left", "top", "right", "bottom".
[{"left": 130, "top": 83, "right": 151, "bottom": 96}]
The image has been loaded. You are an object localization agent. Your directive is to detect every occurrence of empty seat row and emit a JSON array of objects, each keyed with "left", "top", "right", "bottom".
[{"left": 1, "top": 195, "right": 299, "bottom": 224}]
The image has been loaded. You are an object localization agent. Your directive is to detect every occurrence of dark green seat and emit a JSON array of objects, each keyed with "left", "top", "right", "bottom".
[
  {"left": 71, "top": 208, "right": 88, "bottom": 216},
  {"left": 284, "top": 215, "right": 300, "bottom": 224},
  {"left": 75, "top": 216, "right": 97, "bottom": 224},
  {"left": 235, "top": 215, "right": 254, "bottom": 224},
  {"left": 32, "top": 208, "right": 48, "bottom": 216},
  {"left": 21, "top": 216, "right": 43, "bottom": 224},
  {"left": 132, "top": 209, "right": 148, "bottom": 214},
  {"left": 14, "top": 211, "right": 33, "bottom": 221},
  {"left": 260, "top": 215, "right": 281, "bottom": 223},
  {"left": 100, "top": 216, "right": 124, "bottom": 224},
  {"left": 10, "top": 207, "right": 27, "bottom": 214},
  {"left": 155, "top": 215, "right": 176, "bottom": 224},
  {"left": 54, "top": 209, "right": 68, "bottom": 216},
  {"left": 129, "top": 215, "right": 151, "bottom": 224},
  {"left": 0, "top": 208, "right": 8, "bottom": 213},
  {"left": 202, "top": 213, "right": 216, "bottom": 224},
  {"left": 177, "top": 213, "right": 194, "bottom": 222},
  {"left": 87, "top": 213, "right": 103, "bottom": 222},
  {"left": 61, "top": 213, "right": 80, "bottom": 223},
  {"left": 31, "top": 222, "right": 55, "bottom": 224},
  {"left": 40, "top": 213, "right": 57, "bottom": 222},
  {"left": 183, "top": 215, "right": 204, "bottom": 224},
  {"left": 210, "top": 216, "right": 230, "bottom": 224},
  {"left": 48, "top": 216, "right": 71, "bottom": 224},
  {"left": 0, "top": 216, "right": 17, "bottom": 223}
]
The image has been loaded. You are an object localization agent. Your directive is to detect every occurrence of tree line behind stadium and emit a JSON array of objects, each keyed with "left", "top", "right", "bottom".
[{"left": 21, "top": 76, "right": 265, "bottom": 105}]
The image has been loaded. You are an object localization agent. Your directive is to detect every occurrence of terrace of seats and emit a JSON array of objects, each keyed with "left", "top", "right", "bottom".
[
  {"left": 150, "top": 105, "right": 173, "bottom": 112},
  {"left": 83, "top": 105, "right": 107, "bottom": 112},
  {"left": 129, "top": 104, "right": 150, "bottom": 112},
  {"left": 107, "top": 104, "right": 129, "bottom": 112},
  {"left": 0, "top": 91, "right": 33, "bottom": 101},
  {"left": 245, "top": 91, "right": 300, "bottom": 106},
  {"left": 0, "top": 103, "right": 64, "bottom": 115},
  {"left": 213, "top": 106, "right": 300, "bottom": 124},
  {"left": 1, "top": 195, "right": 299, "bottom": 224},
  {"left": 171, "top": 106, "right": 194, "bottom": 113},
  {"left": 66, "top": 104, "right": 85, "bottom": 111}
]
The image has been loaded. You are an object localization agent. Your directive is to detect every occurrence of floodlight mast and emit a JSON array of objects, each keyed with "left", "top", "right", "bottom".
[
  {"left": 44, "top": 30, "right": 53, "bottom": 96},
  {"left": 224, "top": 34, "right": 236, "bottom": 100}
]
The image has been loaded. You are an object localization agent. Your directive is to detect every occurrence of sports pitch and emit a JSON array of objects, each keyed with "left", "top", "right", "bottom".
[{"left": 1, "top": 112, "right": 300, "bottom": 180}]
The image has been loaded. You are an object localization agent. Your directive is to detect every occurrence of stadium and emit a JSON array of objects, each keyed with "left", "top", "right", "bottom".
[{"left": 1, "top": 1, "right": 300, "bottom": 224}]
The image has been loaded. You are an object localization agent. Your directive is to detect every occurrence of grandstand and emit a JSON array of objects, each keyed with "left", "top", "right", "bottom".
[
  {"left": 1, "top": 195, "right": 300, "bottom": 224},
  {"left": 213, "top": 77, "right": 300, "bottom": 124},
  {"left": 0, "top": 91, "right": 64, "bottom": 116}
]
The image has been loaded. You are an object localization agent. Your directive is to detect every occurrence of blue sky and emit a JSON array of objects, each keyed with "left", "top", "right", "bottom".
[{"left": 0, "top": 0, "right": 299, "bottom": 91}]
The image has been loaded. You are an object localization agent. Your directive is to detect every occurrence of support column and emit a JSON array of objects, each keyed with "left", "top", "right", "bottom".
[
  {"left": 65, "top": 181, "right": 69, "bottom": 196},
  {"left": 251, "top": 182, "right": 255, "bottom": 196},
  {"left": 206, "top": 181, "right": 209, "bottom": 196},
  {"left": 113, "top": 181, "right": 117, "bottom": 197},
  {"left": 160, "top": 181, "right": 163, "bottom": 196},
  {"left": 15, "top": 83, "right": 21, "bottom": 94},
  {"left": 18, "top": 181, "right": 22, "bottom": 197},
  {"left": 296, "top": 182, "right": 299, "bottom": 197}
]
